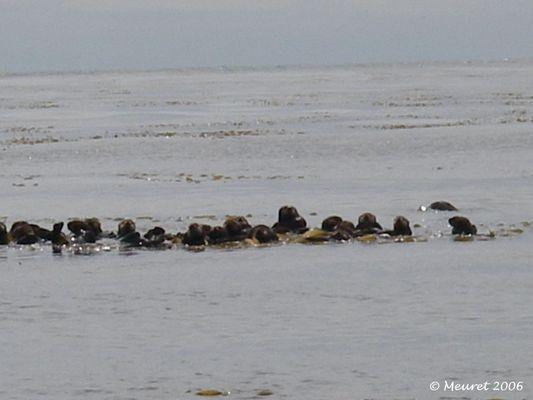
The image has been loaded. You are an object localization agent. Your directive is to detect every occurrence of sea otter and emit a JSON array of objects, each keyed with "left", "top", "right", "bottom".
[
  {"left": 10, "top": 221, "right": 39, "bottom": 245},
  {"left": 51, "top": 222, "right": 69, "bottom": 245},
  {"left": 272, "top": 206, "right": 308, "bottom": 234},
  {"left": 144, "top": 226, "right": 165, "bottom": 240},
  {"left": 50, "top": 222, "right": 69, "bottom": 253},
  {"left": 182, "top": 223, "right": 208, "bottom": 246},
  {"left": 429, "top": 201, "right": 458, "bottom": 211},
  {"left": 0, "top": 222, "right": 10, "bottom": 245},
  {"left": 354, "top": 213, "right": 383, "bottom": 235},
  {"left": 67, "top": 218, "right": 103, "bottom": 243},
  {"left": 321, "top": 216, "right": 343, "bottom": 232},
  {"left": 449, "top": 216, "right": 477, "bottom": 235},
  {"left": 385, "top": 216, "right": 412, "bottom": 236},
  {"left": 207, "top": 226, "right": 228, "bottom": 245},
  {"left": 249, "top": 225, "right": 279, "bottom": 244},
  {"left": 117, "top": 219, "right": 136, "bottom": 237},
  {"left": 330, "top": 229, "right": 352, "bottom": 242},
  {"left": 224, "top": 216, "right": 251, "bottom": 241},
  {"left": 29, "top": 224, "right": 53, "bottom": 241}
]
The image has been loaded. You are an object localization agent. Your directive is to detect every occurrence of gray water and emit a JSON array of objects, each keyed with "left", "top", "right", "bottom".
[{"left": 1, "top": 61, "right": 533, "bottom": 399}]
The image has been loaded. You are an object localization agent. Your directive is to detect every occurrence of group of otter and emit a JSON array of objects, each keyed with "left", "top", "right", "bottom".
[{"left": 0, "top": 201, "right": 483, "bottom": 254}]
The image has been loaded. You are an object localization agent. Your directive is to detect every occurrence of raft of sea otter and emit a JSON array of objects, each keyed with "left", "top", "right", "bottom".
[{"left": 0, "top": 201, "right": 524, "bottom": 254}]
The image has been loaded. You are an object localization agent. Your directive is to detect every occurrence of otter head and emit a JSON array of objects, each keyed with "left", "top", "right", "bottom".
[
  {"left": 448, "top": 216, "right": 477, "bottom": 235},
  {"left": 392, "top": 216, "right": 412, "bottom": 236},
  {"left": 356, "top": 213, "right": 382, "bottom": 231},
  {"left": 331, "top": 229, "right": 352, "bottom": 242},
  {"left": 182, "top": 223, "right": 207, "bottom": 246},
  {"left": 224, "top": 216, "right": 250, "bottom": 239},
  {"left": 321, "top": 216, "right": 342, "bottom": 232},
  {"left": 118, "top": 219, "right": 136, "bottom": 237},
  {"left": 85, "top": 218, "right": 102, "bottom": 235},
  {"left": 207, "top": 226, "right": 228, "bottom": 244},
  {"left": 278, "top": 206, "right": 299, "bottom": 224},
  {"left": 251, "top": 225, "right": 278, "bottom": 244},
  {"left": 275, "top": 206, "right": 307, "bottom": 233},
  {"left": 51, "top": 222, "right": 69, "bottom": 246},
  {"left": 337, "top": 220, "right": 356, "bottom": 235},
  {"left": 144, "top": 226, "right": 165, "bottom": 240}
]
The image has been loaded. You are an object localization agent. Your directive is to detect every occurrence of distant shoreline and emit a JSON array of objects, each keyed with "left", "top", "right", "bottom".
[{"left": 1, "top": 57, "right": 532, "bottom": 79}]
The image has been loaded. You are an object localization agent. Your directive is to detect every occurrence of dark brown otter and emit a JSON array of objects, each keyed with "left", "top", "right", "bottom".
[
  {"left": 224, "top": 216, "right": 251, "bottom": 241},
  {"left": 51, "top": 222, "right": 69, "bottom": 245},
  {"left": 429, "top": 201, "right": 458, "bottom": 211},
  {"left": 207, "top": 226, "right": 228, "bottom": 245},
  {"left": 330, "top": 229, "right": 352, "bottom": 242},
  {"left": 67, "top": 218, "right": 103, "bottom": 243},
  {"left": 449, "top": 216, "right": 477, "bottom": 235},
  {"left": 330, "top": 220, "right": 357, "bottom": 241},
  {"left": 144, "top": 226, "right": 165, "bottom": 240},
  {"left": 10, "top": 221, "right": 39, "bottom": 245},
  {"left": 249, "top": 225, "right": 279, "bottom": 244},
  {"left": 29, "top": 224, "right": 53, "bottom": 241},
  {"left": 85, "top": 218, "right": 103, "bottom": 236},
  {"left": 321, "top": 216, "right": 343, "bottom": 232},
  {"left": 182, "top": 223, "right": 207, "bottom": 246},
  {"left": 120, "top": 231, "right": 144, "bottom": 246},
  {"left": 272, "top": 206, "right": 308, "bottom": 234},
  {"left": 118, "top": 219, "right": 136, "bottom": 237},
  {"left": 385, "top": 216, "right": 412, "bottom": 236},
  {"left": 50, "top": 222, "right": 69, "bottom": 253},
  {"left": 0, "top": 222, "right": 10, "bottom": 245},
  {"left": 354, "top": 213, "right": 383, "bottom": 235},
  {"left": 337, "top": 220, "right": 356, "bottom": 235}
]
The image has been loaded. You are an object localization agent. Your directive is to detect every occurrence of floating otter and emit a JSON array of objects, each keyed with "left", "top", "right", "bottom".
[
  {"left": 385, "top": 216, "right": 412, "bottom": 236},
  {"left": 429, "top": 201, "right": 458, "bottom": 211},
  {"left": 67, "top": 218, "right": 103, "bottom": 243},
  {"left": 144, "top": 226, "right": 165, "bottom": 241},
  {"left": 10, "top": 221, "right": 39, "bottom": 245},
  {"left": 354, "top": 213, "right": 382, "bottom": 235},
  {"left": 0, "top": 222, "right": 10, "bottom": 245},
  {"left": 249, "top": 225, "right": 278, "bottom": 244},
  {"left": 120, "top": 228, "right": 167, "bottom": 248},
  {"left": 207, "top": 226, "right": 228, "bottom": 245},
  {"left": 449, "top": 216, "right": 477, "bottom": 235},
  {"left": 330, "top": 229, "right": 352, "bottom": 242},
  {"left": 30, "top": 224, "right": 53, "bottom": 241},
  {"left": 321, "top": 216, "right": 343, "bottom": 232},
  {"left": 51, "top": 222, "right": 69, "bottom": 245},
  {"left": 224, "top": 216, "right": 251, "bottom": 241},
  {"left": 51, "top": 222, "right": 69, "bottom": 253},
  {"left": 329, "top": 220, "right": 357, "bottom": 241},
  {"left": 182, "top": 223, "right": 207, "bottom": 246},
  {"left": 272, "top": 206, "right": 308, "bottom": 234},
  {"left": 117, "top": 219, "right": 136, "bottom": 237}
]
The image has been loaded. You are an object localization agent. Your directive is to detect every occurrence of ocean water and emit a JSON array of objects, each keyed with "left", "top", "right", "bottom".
[{"left": 1, "top": 61, "right": 533, "bottom": 400}]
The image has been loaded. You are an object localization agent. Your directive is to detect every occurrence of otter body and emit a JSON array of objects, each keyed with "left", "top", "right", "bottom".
[
  {"left": 249, "top": 225, "right": 278, "bottom": 244},
  {"left": 385, "top": 216, "right": 412, "bottom": 236},
  {"left": 0, "top": 222, "right": 11, "bottom": 245},
  {"left": 354, "top": 213, "right": 382, "bottom": 235},
  {"left": 10, "top": 221, "right": 39, "bottom": 245},
  {"left": 273, "top": 206, "right": 308, "bottom": 234},
  {"left": 429, "top": 201, "right": 458, "bottom": 211},
  {"left": 182, "top": 223, "right": 208, "bottom": 246},
  {"left": 68, "top": 218, "right": 103, "bottom": 243},
  {"left": 449, "top": 216, "right": 477, "bottom": 235}
]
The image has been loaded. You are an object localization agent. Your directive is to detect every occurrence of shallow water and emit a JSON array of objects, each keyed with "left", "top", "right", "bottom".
[{"left": 1, "top": 61, "right": 533, "bottom": 399}]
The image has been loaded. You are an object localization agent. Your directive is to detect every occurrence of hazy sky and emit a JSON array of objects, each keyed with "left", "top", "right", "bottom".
[{"left": 1, "top": 0, "right": 533, "bottom": 73}]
